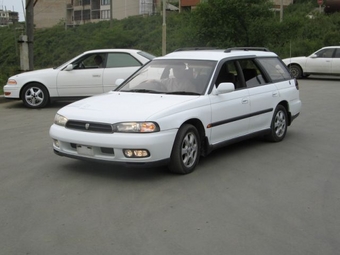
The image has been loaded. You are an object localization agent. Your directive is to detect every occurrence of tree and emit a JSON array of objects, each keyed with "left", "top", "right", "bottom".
[{"left": 191, "top": 0, "right": 274, "bottom": 47}]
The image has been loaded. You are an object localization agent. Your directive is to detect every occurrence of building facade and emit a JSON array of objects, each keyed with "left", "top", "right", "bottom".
[
  {"left": 33, "top": 0, "right": 158, "bottom": 28},
  {"left": 33, "top": 0, "right": 294, "bottom": 29},
  {"left": 0, "top": 9, "right": 19, "bottom": 26}
]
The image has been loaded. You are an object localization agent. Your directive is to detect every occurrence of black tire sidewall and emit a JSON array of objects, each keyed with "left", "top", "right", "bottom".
[
  {"left": 268, "top": 105, "right": 288, "bottom": 142},
  {"left": 168, "top": 124, "right": 200, "bottom": 174},
  {"left": 290, "top": 65, "right": 302, "bottom": 79},
  {"left": 22, "top": 83, "right": 49, "bottom": 108}
]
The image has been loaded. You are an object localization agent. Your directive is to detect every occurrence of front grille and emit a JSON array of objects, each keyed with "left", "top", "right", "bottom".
[{"left": 66, "top": 120, "right": 113, "bottom": 133}]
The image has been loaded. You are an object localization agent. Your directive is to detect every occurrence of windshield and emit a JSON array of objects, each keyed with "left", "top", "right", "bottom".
[{"left": 117, "top": 59, "right": 217, "bottom": 95}]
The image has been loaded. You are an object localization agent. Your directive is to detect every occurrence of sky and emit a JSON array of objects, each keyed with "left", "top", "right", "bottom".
[{"left": 1, "top": 0, "right": 26, "bottom": 21}]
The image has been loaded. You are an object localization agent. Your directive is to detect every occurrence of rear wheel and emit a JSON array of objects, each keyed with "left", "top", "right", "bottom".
[
  {"left": 289, "top": 64, "right": 302, "bottom": 79},
  {"left": 266, "top": 105, "right": 288, "bottom": 142},
  {"left": 168, "top": 124, "right": 200, "bottom": 174},
  {"left": 22, "top": 83, "right": 49, "bottom": 108}
]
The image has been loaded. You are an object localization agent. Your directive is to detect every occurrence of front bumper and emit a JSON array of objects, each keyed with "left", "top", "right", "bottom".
[
  {"left": 4, "top": 85, "right": 21, "bottom": 99},
  {"left": 49, "top": 124, "right": 178, "bottom": 165}
]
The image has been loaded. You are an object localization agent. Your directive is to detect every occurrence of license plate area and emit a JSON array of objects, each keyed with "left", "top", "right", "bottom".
[{"left": 76, "top": 145, "right": 94, "bottom": 156}]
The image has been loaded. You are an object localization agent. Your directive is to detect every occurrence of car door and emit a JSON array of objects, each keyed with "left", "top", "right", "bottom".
[
  {"left": 208, "top": 60, "right": 250, "bottom": 145},
  {"left": 331, "top": 48, "right": 340, "bottom": 74},
  {"left": 304, "top": 48, "right": 334, "bottom": 74},
  {"left": 250, "top": 57, "right": 294, "bottom": 132},
  {"left": 102, "top": 52, "right": 143, "bottom": 92},
  {"left": 56, "top": 53, "right": 105, "bottom": 97}
]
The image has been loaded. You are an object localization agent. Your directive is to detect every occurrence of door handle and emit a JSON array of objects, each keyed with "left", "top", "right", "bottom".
[{"left": 242, "top": 98, "right": 248, "bottom": 104}]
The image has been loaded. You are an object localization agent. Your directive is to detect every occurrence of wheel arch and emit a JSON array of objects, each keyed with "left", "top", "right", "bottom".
[
  {"left": 20, "top": 82, "right": 50, "bottom": 101},
  {"left": 179, "top": 118, "right": 207, "bottom": 156},
  {"left": 277, "top": 100, "right": 292, "bottom": 126},
  {"left": 287, "top": 62, "right": 302, "bottom": 69},
  {"left": 287, "top": 63, "right": 304, "bottom": 77}
]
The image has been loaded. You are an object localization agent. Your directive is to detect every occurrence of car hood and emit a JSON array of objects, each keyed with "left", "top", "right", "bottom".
[
  {"left": 10, "top": 68, "right": 55, "bottom": 79},
  {"left": 58, "top": 91, "right": 200, "bottom": 122},
  {"left": 282, "top": 56, "right": 307, "bottom": 64}
]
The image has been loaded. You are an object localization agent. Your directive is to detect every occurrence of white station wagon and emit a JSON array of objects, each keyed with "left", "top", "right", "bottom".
[
  {"left": 4, "top": 49, "right": 155, "bottom": 108},
  {"left": 50, "top": 47, "right": 301, "bottom": 174}
]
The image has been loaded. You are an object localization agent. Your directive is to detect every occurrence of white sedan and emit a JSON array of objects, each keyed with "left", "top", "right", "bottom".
[
  {"left": 50, "top": 48, "right": 301, "bottom": 174},
  {"left": 282, "top": 46, "right": 340, "bottom": 78},
  {"left": 3, "top": 49, "right": 155, "bottom": 108}
]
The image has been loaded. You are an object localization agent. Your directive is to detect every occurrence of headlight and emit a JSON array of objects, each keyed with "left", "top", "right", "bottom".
[
  {"left": 54, "top": 114, "right": 68, "bottom": 127},
  {"left": 7, "top": 79, "right": 17, "bottom": 85},
  {"left": 113, "top": 122, "right": 160, "bottom": 133}
]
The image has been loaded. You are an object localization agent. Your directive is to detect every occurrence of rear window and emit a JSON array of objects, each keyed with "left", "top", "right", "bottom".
[{"left": 257, "top": 57, "right": 291, "bottom": 82}]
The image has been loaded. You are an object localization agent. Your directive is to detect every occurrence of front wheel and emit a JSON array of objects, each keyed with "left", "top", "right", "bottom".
[
  {"left": 289, "top": 64, "right": 302, "bottom": 79},
  {"left": 22, "top": 83, "right": 49, "bottom": 108},
  {"left": 266, "top": 105, "right": 288, "bottom": 142},
  {"left": 168, "top": 124, "right": 200, "bottom": 174}
]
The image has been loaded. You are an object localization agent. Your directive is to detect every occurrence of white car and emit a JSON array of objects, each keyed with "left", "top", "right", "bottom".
[
  {"left": 282, "top": 46, "right": 340, "bottom": 78},
  {"left": 4, "top": 49, "right": 155, "bottom": 108},
  {"left": 50, "top": 47, "right": 301, "bottom": 174}
]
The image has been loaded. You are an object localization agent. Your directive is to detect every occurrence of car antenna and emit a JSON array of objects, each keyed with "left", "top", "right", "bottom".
[{"left": 289, "top": 40, "right": 292, "bottom": 73}]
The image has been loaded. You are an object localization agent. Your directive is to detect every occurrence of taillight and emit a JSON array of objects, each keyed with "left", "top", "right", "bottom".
[{"left": 294, "top": 78, "right": 299, "bottom": 90}]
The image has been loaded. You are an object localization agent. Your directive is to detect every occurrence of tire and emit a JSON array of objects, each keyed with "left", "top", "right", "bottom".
[
  {"left": 289, "top": 64, "right": 302, "bottom": 79},
  {"left": 266, "top": 105, "right": 288, "bottom": 142},
  {"left": 22, "top": 83, "right": 49, "bottom": 108},
  {"left": 168, "top": 124, "right": 200, "bottom": 174}
]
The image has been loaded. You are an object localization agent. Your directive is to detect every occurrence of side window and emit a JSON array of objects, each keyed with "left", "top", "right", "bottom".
[
  {"left": 215, "top": 61, "right": 243, "bottom": 89},
  {"left": 106, "top": 53, "right": 142, "bottom": 68},
  {"left": 334, "top": 49, "right": 340, "bottom": 58},
  {"left": 72, "top": 53, "right": 105, "bottom": 69},
  {"left": 315, "top": 48, "right": 334, "bottom": 58},
  {"left": 238, "top": 59, "right": 266, "bottom": 88},
  {"left": 257, "top": 57, "right": 291, "bottom": 82}
]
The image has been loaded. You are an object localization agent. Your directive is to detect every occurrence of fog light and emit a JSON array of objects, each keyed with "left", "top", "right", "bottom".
[
  {"left": 123, "top": 149, "right": 150, "bottom": 158},
  {"left": 53, "top": 139, "right": 60, "bottom": 148}
]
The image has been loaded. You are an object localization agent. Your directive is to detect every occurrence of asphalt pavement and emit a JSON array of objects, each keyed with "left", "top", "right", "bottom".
[{"left": 1, "top": 77, "right": 340, "bottom": 255}]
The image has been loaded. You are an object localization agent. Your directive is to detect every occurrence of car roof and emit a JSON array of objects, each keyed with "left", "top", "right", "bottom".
[
  {"left": 320, "top": 46, "right": 340, "bottom": 49},
  {"left": 83, "top": 49, "right": 144, "bottom": 54},
  {"left": 159, "top": 48, "right": 278, "bottom": 61}
]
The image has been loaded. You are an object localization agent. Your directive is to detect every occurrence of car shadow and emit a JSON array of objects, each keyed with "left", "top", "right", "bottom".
[
  {"left": 58, "top": 137, "right": 269, "bottom": 181},
  {"left": 302, "top": 75, "right": 340, "bottom": 81},
  {"left": 58, "top": 158, "right": 176, "bottom": 182},
  {"left": 3, "top": 100, "right": 74, "bottom": 110}
]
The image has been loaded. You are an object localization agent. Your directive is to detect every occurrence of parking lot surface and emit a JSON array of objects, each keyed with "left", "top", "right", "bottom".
[{"left": 1, "top": 77, "right": 339, "bottom": 255}]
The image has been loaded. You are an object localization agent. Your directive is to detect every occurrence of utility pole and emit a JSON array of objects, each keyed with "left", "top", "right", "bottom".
[
  {"left": 26, "top": 0, "right": 35, "bottom": 70},
  {"left": 280, "top": 0, "right": 283, "bottom": 22},
  {"left": 162, "top": 0, "right": 166, "bottom": 55},
  {"left": 110, "top": 0, "right": 113, "bottom": 27}
]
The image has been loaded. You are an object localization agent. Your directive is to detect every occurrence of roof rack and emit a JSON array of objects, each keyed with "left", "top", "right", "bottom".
[
  {"left": 224, "top": 47, "right": 270, "bottom": 53},
  {"left": 174, "top": 47, "right": 220, "bottom": 52}
]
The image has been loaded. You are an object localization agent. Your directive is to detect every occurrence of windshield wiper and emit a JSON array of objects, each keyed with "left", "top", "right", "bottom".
[
  {"left": 120, "top": 89, "right": 162, "bottom": 94},
  {"left": 165, "top": 91, "right": 200, "bottom": 95}
]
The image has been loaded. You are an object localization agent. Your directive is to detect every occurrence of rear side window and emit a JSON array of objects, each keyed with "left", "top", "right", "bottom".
[
  {"left": 238, "top": 59, "right": 267, "bottom": 88},
  {"left": 106, "top": 53, "right": 142, "bottom": 68},
  {"left": 257, "top": 57, "right": 291, "bottom": 82}
]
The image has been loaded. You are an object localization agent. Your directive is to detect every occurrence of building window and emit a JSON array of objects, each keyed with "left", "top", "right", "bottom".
[
  {"left": 101, "top": 0, "right": 110, "bottom": 5},
  {"left": 101, "top": 10, "right": 110, "bottom": 19}
]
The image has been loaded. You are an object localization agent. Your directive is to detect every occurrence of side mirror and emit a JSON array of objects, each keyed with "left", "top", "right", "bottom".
[
  {"left": 115, "top": 79, "right": 125, "bottom": 86},
  {"left": 64, "top": 64, "right": 74, "bottom": 71},
  {"left": 310, "top": 54, "right": 317, "bottom": 58},
  {"left": 216, "top": 82, "right": 235, "bottom": 94}
]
